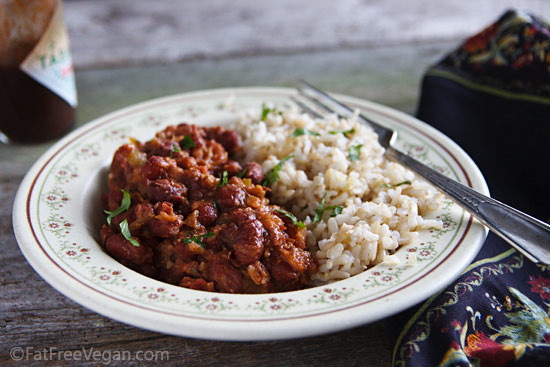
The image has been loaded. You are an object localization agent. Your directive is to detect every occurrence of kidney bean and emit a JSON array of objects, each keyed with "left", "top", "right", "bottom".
[
  {"left": 105, "top": 234, "right": 152, "bottom": 266},
  {"left": 244, "top": 162, "right": 264, "bottom": 184},
  {"left": 208, "top": 253, "right": 243, "bottom": 293},
  {"left": 147, "top": 179, "right": 187, "bottom": 204},
  {"left": 216, "top": 184, "right": 245, "bottom": 211}
]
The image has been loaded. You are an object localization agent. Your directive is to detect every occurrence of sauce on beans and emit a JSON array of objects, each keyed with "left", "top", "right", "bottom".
[{"left": 100, "top": 123, "right": 316, "bottom": 293}]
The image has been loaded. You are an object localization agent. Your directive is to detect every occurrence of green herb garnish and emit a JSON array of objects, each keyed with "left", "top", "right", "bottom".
[
  {"left": 215, "top": 170, "right": 229, "bottom": 189},
  {"left": 349, "top": 144, "right": 363, "bottom": 161},
  {"left": 380, "top": 180, "right": 412, "bottom": 188},
  {"left": 329, "top": 128, "right": 355, "bottom": 138},
  {"left": 291, "top": 128, "right": 320, "bottom": 137},
  {"left": 120, "top": 219, "right": 140, "bottom": 247},
  {"left": 275, "top": 208, "right": 306, "bottom": 228},
  {"left": 182, "top": 232, "right": 215, "bottom": 248},
  {"left": 169, "top": 142, "right": 181, "bottom": 158},
  {"left": 180, "top": 135, "right": 196, "bottom": 149},
  {"left": 261, "top": 155, "right": 294, "bottom": 186},
  {"left": 312, "top": 194, "right": 344, "bottom": 223},
  {"left": 104, "top": 189, "right": 131, "bottom": 225},
  {"left": 236, "top": 168, "right": 248, "bottom": 178},
  {"left": 326, "top": 205, "right": 344, "bottom": 216},
  {"left": 313, "top": 193, "right": 327, "bottom": 223},
  {"left": 261, "top": 103, "right": 275, "bottom": 121}
]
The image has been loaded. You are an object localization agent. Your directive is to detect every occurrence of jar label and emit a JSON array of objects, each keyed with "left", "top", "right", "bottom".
[{"left": 19, "top": 0, "right": 77, "bottom": 107}]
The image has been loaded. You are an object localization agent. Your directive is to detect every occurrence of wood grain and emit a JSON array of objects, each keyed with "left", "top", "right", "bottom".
[{"left": 63, "top": 0, "right": 550, "bottom": 68}]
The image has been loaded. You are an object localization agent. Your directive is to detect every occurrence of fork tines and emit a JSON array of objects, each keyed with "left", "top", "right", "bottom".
[
  {"left": 298, "top": 80, "right": 355, "bottom": 117},
  {"left": 289, "top": 96, "right": 323, "bottom": 118}
]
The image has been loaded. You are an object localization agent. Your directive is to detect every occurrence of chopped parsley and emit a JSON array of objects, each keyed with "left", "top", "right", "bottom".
[
  {"left": 120, "top": 219, "right": 140, "bottom": 247},
  {"left": 169, "top": 142, "right": 180, "bottom": 158},
  {"left": 236, "top": 167, "right": 248, "bottom": 178},
  {"left": 261, "top": 103, "right": 275, "bottom": 121},
  {"left": 329, "top": 128, "right": 355, "bottom": 138},
  {"left": 275, "top": 208, "right": 306, "bottom": 228},
  {"left": 261, "top": 155, "right": 294, "bottom": 186},
  {"left": 349, "top": 144, "right": 363, "bottom": 161},
  {"left": 326, "top": 205, "right": 344, "bottom": 216},
  {"left": 291, "top": 128, "right": 320, "bottom": 137},
  {"left": 380, "top": 180, "right": 412, "bottom": 188},
  {"left": 212, "top": 201, "right": 218, "bottom": 211},
  {"left": 182, "top": 232, "right": 215, "bottom": 248},
  {"left": 313, "top": 193, "right": 327, "bottom": 223},
  {"left": 180, "top": 135, "right": 196, "bottom": 149},
  {"left": 104, "top": 189, "right": 131, "bottom": 225},
  {"left": 215, "top": 170, "right": 229, "bottom": 189},
  {"left": 313, "top": 193, "right": 343, "bottom": 223}
]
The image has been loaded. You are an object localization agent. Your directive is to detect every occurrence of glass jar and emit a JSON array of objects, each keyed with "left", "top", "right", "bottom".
[{"left": 0, "top": 0, "right": 77, "bottom": 143}]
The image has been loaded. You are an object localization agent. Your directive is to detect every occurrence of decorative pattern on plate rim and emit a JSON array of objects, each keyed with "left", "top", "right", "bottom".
[{"left": 29, "top": 93, "right": 471, "bottom": 318}]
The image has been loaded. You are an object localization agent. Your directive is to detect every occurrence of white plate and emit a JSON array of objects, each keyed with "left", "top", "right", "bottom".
[{"left": 13, "top": 87, "right": 488, "bottom": 341}]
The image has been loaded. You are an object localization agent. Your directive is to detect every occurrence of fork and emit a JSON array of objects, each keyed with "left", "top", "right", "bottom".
[{"left": 297, "top": 80, "right": 550, "bottom": 264}]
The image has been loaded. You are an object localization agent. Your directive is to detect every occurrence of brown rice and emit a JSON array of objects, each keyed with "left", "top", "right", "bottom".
[{"left": 233, "top": 105, "right": 443, "bottom": 283}]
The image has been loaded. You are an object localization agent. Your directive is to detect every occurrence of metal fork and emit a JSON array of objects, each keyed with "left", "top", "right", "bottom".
[{"left": 297, "top": 80, "right": 550, "bottom": 264}]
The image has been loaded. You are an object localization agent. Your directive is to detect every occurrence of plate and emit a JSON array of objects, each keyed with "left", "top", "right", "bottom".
[{"left": 13, "top": 87, "right": 488, "bottom": 340}]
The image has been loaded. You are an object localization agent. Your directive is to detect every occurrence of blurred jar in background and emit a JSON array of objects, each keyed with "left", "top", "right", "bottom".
[{"left": 0, "top": 0, "right": 77, "bottom": 144}]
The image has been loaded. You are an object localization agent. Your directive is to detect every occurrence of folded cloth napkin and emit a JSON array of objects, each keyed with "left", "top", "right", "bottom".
[
  {"left": 417, "top": 8, "right": 550, "bottom": 220},
  {"left": 390, "top": 9, "right": 550, "bottom": 367}
]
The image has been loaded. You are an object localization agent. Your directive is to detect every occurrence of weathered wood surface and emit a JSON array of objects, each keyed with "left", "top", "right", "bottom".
[
  {"left": 2, "top": 42, "right": 447, "bottom": 366},
  {"left": 63, "top": 0, "right": 550, "bottom": 68}
]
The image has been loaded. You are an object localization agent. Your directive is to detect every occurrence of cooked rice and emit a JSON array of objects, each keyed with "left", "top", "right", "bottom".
[{"left": 232, "top": 104, "right": 443, "bottom": 283}]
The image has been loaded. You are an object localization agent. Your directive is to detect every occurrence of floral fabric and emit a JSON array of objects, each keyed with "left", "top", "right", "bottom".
[
  {"left": 391, "top": 234, "right": 550, "bottom": 367},
  {"left": 393, "top": 9, "right": 550, "bottom": 366},
  {"left": 438, "top": 9, "right": 550, "bottom": 98}
]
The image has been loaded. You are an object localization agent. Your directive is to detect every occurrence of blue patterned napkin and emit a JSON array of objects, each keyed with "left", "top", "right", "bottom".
[{"left": 391, "top": 9, "right": 550, "bottom": 367}]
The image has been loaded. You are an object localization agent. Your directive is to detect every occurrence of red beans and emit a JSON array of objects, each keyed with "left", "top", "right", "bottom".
[
  {"left": 180, "top": 169, "right": 203, "bottom": 199},
  {"left": 142, "top": 156, "right": 172, "bottom": 180},
  {"left": 107, "top": 186, "right": 124, "bottom": 211},
  {"left": 147, "top": 179, "right": 187, "bottom": 204},
  {"left": 244, "top": 162, "right": 264, "bottom": 184},
  {"left": 218, "top": 209, "right": 265, "bottom": 265},
  {"left": 232, "top": 211, "right": 265, "bottom": 265},
  {"left": 105, "top": 234, "right": 152, "bottom": 266},
  {"left": 247, "top": 261, "right": 270, "bottom": 285},
  {"left": 132, "top": 203, "right": 154, "bottom": 230},
  {"left": 110, "top": 145, "right": 134, "bottom": 180},
  {"left": 266, "top": 257, "right": 299, "bottom": 282},
  {"left": 147, "top": 137, "right": 177, "bottom": 157},
  {"left": 205, "top": 126, "right": 241, "bottom": 155},
  {"left": 233, "top": 226, "right": 264, "bottom": 265},
  {"left": 150, "top": 202, "right": 183, "bottom": 238},
  {"left": 280, "top": 246, "right": 313, "bottom": 273},
  {"left": 216, "top": 184, "right": 245, "bottom": 211},
  {"left": 208, "top": 253, "right": 243, "bottom": 293},
  {"left": 218, "top": 130, "right": 240, "bottom": 155},
  {"left": 101, "top": 123, "right": 315, "bottom": 293},
  {"left": 222, "top": 160, "right": 242, "bottom": 176},
  {"left": 174, "top": 124, "right": 204, "bottom": 149},
  {"left": 180, "top": 277, "right": 215, "bottom": 292},
  {"left": 178, "top": 156, "right": 197, "bottom": 169},
  {"left": 192, "top": 201, "right": 218, "bottom": 226}
]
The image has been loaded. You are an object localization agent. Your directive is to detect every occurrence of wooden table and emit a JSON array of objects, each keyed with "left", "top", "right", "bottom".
[{"left": 1, "top": 43, "right": 451, "bottom": 366}]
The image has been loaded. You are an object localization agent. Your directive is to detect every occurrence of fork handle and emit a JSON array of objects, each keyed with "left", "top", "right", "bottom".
[{"left": 386, "top": 146, "right": 550, "bottom": 264}]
